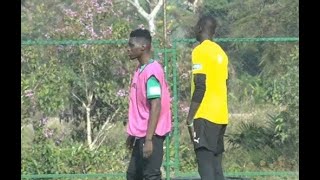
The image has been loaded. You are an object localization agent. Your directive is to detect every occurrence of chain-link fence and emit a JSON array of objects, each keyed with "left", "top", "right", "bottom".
[{"left": 21, "top": 37, "right": 299, "bottom": 180}]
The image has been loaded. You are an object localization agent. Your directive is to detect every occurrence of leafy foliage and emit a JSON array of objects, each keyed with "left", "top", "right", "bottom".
[
  {"left": 225, "top": 46, "right": 299, "bottom": 166},
  {"left": 21, "top": 0, "right": 299, "bottom": 175}
]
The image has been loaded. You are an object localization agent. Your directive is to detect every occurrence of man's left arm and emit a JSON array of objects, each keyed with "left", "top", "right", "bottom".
[
  {"left": 186, "top": 74, "right": 206, "bottom": 143},
  {"left": 186, "top": 74, "right": 206, "bottom": 125},
  {"left": 144, "top": 76, "right": 161, "bottom": 158},
  {"left": 146, "top": 98, "right": 161, "bottom": 141}
]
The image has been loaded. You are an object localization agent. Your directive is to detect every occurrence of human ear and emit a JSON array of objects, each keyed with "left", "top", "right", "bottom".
[{"left": 141, "top": 44, "right": 146, "bottom": 51}]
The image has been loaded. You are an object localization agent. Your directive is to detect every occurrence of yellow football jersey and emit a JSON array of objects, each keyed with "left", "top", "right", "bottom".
[{"left": 191, "top": 40, "right": 228, "bottom": 124}]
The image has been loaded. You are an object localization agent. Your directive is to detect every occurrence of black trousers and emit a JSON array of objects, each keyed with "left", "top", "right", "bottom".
[
  {"left": 193, "top": 118, "right": 227, "bottom": 180},
  {"left": 196, "top": 148, "right": 224, "bottom": 180},
  {"left": 126, "top": 135, "right": 165, "bottom": 180}
]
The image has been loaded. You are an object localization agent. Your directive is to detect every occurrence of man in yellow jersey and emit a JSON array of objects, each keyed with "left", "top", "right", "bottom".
[{"left": 186, "top": 14, "right": 229, "bottom": 180}]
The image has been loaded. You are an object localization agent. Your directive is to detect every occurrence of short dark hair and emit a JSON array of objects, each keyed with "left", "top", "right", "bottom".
[
  {"left": 129, "top": 29, "right": 152, "bottom": 44},
  {"left": 198, "top": 15, "right": 217, "bottom": 35}
]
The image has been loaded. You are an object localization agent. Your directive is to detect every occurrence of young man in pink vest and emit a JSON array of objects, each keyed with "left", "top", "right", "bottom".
[{"left": 125, "top": 28, "right": 172, "bottom": 180}]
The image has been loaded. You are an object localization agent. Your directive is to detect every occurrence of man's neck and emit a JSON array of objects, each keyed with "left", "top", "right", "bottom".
[
  {"left": 138, "top": 53, "right": 151, "bottom": 66},
  {"left": 199, "top": 34, "right": 213, "bottom": 43}
]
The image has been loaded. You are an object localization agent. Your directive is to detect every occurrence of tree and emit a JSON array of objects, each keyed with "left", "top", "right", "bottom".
[
  {"left": 52, "top": 0, "right": 133, "bottom": 150},
  {"left": 128, "top": 0, "right": 164, "bottom": 35},
  {"left": 22, "top": 0, "right": 132, "bottom": 149}
]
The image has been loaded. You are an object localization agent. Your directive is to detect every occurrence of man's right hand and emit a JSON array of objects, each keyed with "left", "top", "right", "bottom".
[
  {"left": 187, "top": 125, "right": 195, "bottom": 144},
  {"left": 126, "top": 136, "right": 134, "bottom": 150}
]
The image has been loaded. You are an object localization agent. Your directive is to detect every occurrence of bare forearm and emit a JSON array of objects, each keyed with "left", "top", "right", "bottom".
[{"left": 146, "top": 99, "right": 161, "bottom": 140}]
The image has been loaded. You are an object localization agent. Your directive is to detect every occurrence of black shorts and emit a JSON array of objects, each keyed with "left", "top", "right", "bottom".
[{"left": 193, "top": 118, "right": 227, "bottom": 154}]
